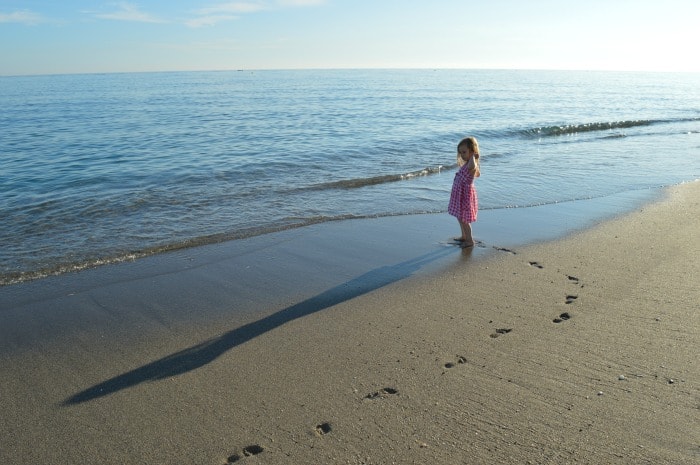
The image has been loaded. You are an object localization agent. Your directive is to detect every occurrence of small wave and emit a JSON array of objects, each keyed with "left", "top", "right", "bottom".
[
  {"left": 0, "top": 252, "right": 150, "bottom": 287},
  {"left": 299, "top": 164, "right": 457, "bottom": 191},
  {"left": 0, "top": 210, "right": 442, "bottom": 286},
  {"left": 525, "top": 120, "right": 655, "bottom": 137},
  {"left": 600, "top": 133, "right": 628, "bottom": 139},
  {"left": 521, "top": 117, "right": 699, "bottom": 138}
]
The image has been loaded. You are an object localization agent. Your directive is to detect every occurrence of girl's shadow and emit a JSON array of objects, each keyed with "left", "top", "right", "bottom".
[{"left": 63, "top": 247, "right": 454, "bottom": 405}]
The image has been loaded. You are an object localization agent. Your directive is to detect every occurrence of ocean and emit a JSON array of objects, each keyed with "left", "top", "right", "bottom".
[{"left": 1, "top": 69, "right": 699, "bottom": 285}]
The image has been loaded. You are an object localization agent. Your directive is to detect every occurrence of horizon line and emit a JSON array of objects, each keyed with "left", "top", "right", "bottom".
[{"left": 3, "top": 66, "right": 700, "bottom": 78}]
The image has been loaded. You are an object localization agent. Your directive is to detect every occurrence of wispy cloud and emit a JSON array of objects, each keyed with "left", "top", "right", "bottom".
[
  {"left": 197, "top": 2, "right": 270, "bottom": 15},
  {"left": 94, "top": 2, "right": 166, "bottom": 23},
  {"left": 185, "top": 14, "right": 239, "bottom": 28},
  {"left": 277, "top": 0, "right": 326, "bottom": 5},
  {"left": 186, "top": 2, "right": 266, "bottom": 27},
  {"left": 0, "top": 10, "right": 44, "bottom": 25},
  {"left": 186, "top": 0, "right": 325, "bottom": 28}
]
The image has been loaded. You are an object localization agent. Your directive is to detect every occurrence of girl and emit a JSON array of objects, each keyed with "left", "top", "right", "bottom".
[{"left": 448, "top": 136, "right": 480, "bottom": 247}]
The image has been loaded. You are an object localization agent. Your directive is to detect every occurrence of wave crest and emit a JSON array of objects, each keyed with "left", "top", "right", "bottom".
[
  {"left": 525, "top": 120, "right": 656, "bottom": 137},
  {"left": 521, "top": 117, "right": 698, "bottom": 138},
  {"left": 300, "top": 164, "right": 456, "bottom": 191}
]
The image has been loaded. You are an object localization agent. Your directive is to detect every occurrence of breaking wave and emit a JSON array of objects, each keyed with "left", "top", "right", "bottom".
[
  {"left": 520, "top": 117, "right": 698, "bottom": 138},
  {"left": 298, "top": 164, "right": 457, "bottom": 191}
]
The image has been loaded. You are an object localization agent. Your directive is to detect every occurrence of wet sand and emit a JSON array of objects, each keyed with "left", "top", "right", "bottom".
[{"left": 0, "top": 182, "right": 698, "bottom": 464}]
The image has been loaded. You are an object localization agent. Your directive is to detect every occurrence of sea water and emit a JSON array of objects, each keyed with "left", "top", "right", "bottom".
[{"left": 1, "top": 69, "right": 699, "bottom": 284}]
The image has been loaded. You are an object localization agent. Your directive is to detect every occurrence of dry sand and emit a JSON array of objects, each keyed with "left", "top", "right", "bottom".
[{"left": 0, "top": 181, "right": 698, "bottom": 464}]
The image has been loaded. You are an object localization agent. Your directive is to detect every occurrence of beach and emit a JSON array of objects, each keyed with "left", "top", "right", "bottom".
[{"left": 1, "top": 180, "right": 698, "bottom": 464}]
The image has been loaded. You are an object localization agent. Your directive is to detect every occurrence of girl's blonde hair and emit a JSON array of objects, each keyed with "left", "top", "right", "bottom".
[{"left": 457, "top": 136, "right": 480, "bottom": 166}]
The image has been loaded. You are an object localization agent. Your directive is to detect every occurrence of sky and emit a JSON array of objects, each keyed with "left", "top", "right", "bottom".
[{"left": 1, "top": 0, "right": 699, "bottom": 76}]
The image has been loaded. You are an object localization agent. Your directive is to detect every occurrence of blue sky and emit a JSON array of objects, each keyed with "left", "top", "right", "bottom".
[{"left": 1, "top": 1, "right": 698, "bottom": 76}]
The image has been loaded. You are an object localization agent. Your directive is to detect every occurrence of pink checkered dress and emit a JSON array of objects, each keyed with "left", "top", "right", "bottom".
[{"left": 448, "top": 163, "right": 478, "bottom": 223}]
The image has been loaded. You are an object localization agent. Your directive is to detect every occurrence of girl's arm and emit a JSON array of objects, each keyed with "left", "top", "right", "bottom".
[{"left": 467, "top": 157, "right": 480, "bottom": 177}]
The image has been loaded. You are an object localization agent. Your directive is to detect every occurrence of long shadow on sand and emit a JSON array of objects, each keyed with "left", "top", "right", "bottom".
[{"left": 63, "top": 247, "right": 455, "bottom": 405}]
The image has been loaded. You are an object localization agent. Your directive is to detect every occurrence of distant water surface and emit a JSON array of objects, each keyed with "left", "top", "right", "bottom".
[{"left": 1, "top": 69, "right": 699, "bottom": 284}]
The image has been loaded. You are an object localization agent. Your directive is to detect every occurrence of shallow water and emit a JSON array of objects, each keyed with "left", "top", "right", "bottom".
[{"left": 1, "top": 69, "right": 699, "bottom": 284}]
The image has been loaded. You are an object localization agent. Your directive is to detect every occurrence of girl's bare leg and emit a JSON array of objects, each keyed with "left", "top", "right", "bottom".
[
  {"left": 460, "top": 221, "right": 474, "bottom": 247},
  {"left": 454, "top": 220, "right": 466, "bottom": 242}
]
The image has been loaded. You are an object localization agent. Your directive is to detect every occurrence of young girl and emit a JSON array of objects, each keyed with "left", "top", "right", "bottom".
[{"left": 448, "top": 136, "right": 480, "bottom": 247}]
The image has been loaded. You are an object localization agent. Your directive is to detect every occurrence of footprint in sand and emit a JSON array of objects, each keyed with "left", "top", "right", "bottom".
[
  {"left": 226, "top": 445, "right": 264, "bottom": 463},
  {"left": 528, "top": 261, "right": 544, "bottom": 269},
  {"left": 490, "top": 328, "right": 513, "bottom": 338},
  {"left": 315, "top": 422, "right": 332, "bottom": 436},
  {"left": 444, "top": 355, "right": 468, "bottom": 368},
  {"left": 494, "top": 246, "right": 517, "bottom": 255},
  {"left": 553, "top": 312, "right": 571, "bottom": 323},
  {"left": 565, "top": 295, "right": 578, "bottom": 304},
  {"left": 365, "top": 387, "right": 399, "bottom": 399}
]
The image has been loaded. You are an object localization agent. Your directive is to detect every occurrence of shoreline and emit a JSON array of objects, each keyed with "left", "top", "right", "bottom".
[
  {"left": 1, "top": 185, "right": 661, "bottom": 288},
  {"left": 1, "top": 181, "right": 697, "bottom": 464}
]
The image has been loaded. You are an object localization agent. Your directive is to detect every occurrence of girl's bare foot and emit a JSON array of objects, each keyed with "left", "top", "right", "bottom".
[
  {"left": 461, "top": 241, "right": 475, "bottom": 248},
  {"left": 453, "top": 237, "right": 465, "bottom": 242}
]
